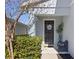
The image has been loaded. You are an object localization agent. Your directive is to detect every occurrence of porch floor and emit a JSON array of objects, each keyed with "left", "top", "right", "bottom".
[
  {"left": 41, "top": 47, "right": 73, "bottom": 59},
  {"left": 41, "top": 47, "right": 58, "bottom": 59}
]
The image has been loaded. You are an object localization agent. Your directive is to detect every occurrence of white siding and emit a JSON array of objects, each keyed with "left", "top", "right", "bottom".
[
  {"left": 63, "top": 3, "right": 74, "bottom": 57},
  {"left": 54, "top": 17, "right": 62, "bottom": 49},
  {"left": 28, "top": 13, "right": 40, "bottom": 36},
  {"left": 28, "top": 24, "right": 36, "bottom": 36},
  {"left": 15, "top": 24, "right": 26, "bottom": 35},
  {"left": 35, "top": 18, "right": 43, "bottom": 37}
]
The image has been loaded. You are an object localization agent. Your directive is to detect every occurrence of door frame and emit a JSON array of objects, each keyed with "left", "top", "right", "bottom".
[{"left": 43, "top": 19, "right": 55, "bottom": 46}]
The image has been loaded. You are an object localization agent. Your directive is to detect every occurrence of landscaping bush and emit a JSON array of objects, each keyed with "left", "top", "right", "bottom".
[{"left": 6, "top": 35, "right": 42, "bottom": 59}]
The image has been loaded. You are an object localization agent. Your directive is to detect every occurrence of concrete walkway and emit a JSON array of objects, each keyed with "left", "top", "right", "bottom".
[{"left": 41, "top": 46, "right": 59, "bottom": 59}]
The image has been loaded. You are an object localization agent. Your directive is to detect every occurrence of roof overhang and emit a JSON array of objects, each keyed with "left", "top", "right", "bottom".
[{"left": 21, "top": 0, "right": 49, "bottom": 10}]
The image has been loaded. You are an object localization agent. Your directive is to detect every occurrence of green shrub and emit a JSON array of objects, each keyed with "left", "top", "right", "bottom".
[
  {"left": 6, "top": 35, "right": 42, "bottom": 59},
  {"left": 5, "top": 46, "right": 9, "bottom": 59}
]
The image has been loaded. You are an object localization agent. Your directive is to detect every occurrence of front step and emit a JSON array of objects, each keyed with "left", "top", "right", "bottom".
[
  {"left": 43, "top": 44, "right": 54, "bottom": 47},
  {"left": 41, "top": 47, "right": 59, "bottom": 59}
]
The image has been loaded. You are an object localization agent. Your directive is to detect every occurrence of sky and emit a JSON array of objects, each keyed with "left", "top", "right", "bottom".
[
  {"left": 5, "top": 0, "right": 29, "bottom": 25},
  {"left": 19, "top": 13, "right": 30, "bottom": 25}
]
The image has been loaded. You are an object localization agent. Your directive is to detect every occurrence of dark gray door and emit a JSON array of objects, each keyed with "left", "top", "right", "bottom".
[{"left": 44, "top": 21, "right": 54, "bottom": 46}]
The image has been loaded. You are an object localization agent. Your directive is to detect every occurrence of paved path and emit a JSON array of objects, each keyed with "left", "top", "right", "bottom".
[{"left": 41, "top": 46, "right": 59, "bottom": 59}]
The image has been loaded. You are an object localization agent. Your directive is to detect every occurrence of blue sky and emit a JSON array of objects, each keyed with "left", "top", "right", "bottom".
[
  {"left": 19, "top": 13, "right": 30, "bottom": 25},
  {"left": 6, "top": 0, "right": 29, "bottom": 25}
]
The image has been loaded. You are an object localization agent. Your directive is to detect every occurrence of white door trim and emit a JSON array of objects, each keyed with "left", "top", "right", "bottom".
[{"left": 43, "top": 19, "right": 55, "bottom": 46}]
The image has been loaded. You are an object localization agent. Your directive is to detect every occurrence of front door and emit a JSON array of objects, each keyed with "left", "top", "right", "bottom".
[{"left": 44, "top": 21, "right": 54, "bottom": 46}]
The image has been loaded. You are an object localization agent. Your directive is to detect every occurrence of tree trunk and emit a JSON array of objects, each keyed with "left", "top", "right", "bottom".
[
  {"left": 5, "top": 10, "right": 23, "bottom": 59},
  {"left": 9, "top": 11, "right": 23, "bottom": 59},
  {"left": 9, "top": 38, "right": 14, "bottom": 59}
]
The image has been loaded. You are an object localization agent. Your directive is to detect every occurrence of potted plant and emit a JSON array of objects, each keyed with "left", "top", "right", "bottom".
[
  {"left": 56, "top": 23, "right": 68, "bottom": 52},
  {"left": 56, "top": 22, "right": 64, "bottom": 51},
  {"left": 56, "top": 22, "right": 64, "bottom": 41}
]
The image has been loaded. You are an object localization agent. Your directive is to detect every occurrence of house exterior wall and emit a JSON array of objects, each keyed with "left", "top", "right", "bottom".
[
  {"left": 35, "top": 16, "right": 62, "bottom": 48},
  {"left": 63, "top": 2, "right": 74, "bottom": 57},
  {"left": 28, "top": 14, "right": 37, "bottom": 36},
  {"left": 6, "top": 18, "right": 27, "bottom": 35},
  {"left": 54, "top": 17, "right": 63, "bottom": 48},
  {"left": 28, "top": 24, "right": 36, "bottom": 36},
  {"left": 15, "top": 24, "right": 27, "bottom": 35},
  {"left": 35, "top": 18, "right": 43, "bottom": 37},
  {"left": 29, "top": 0, "right": 72, "bottom": 36},
  {"left": 28, "top": 0, "right": 74, "bottom": 57}
]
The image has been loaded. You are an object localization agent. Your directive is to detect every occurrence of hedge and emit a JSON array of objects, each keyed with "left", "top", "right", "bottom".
[{"left": 6, "top": 35, "right": 42, "bottom": 59}]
